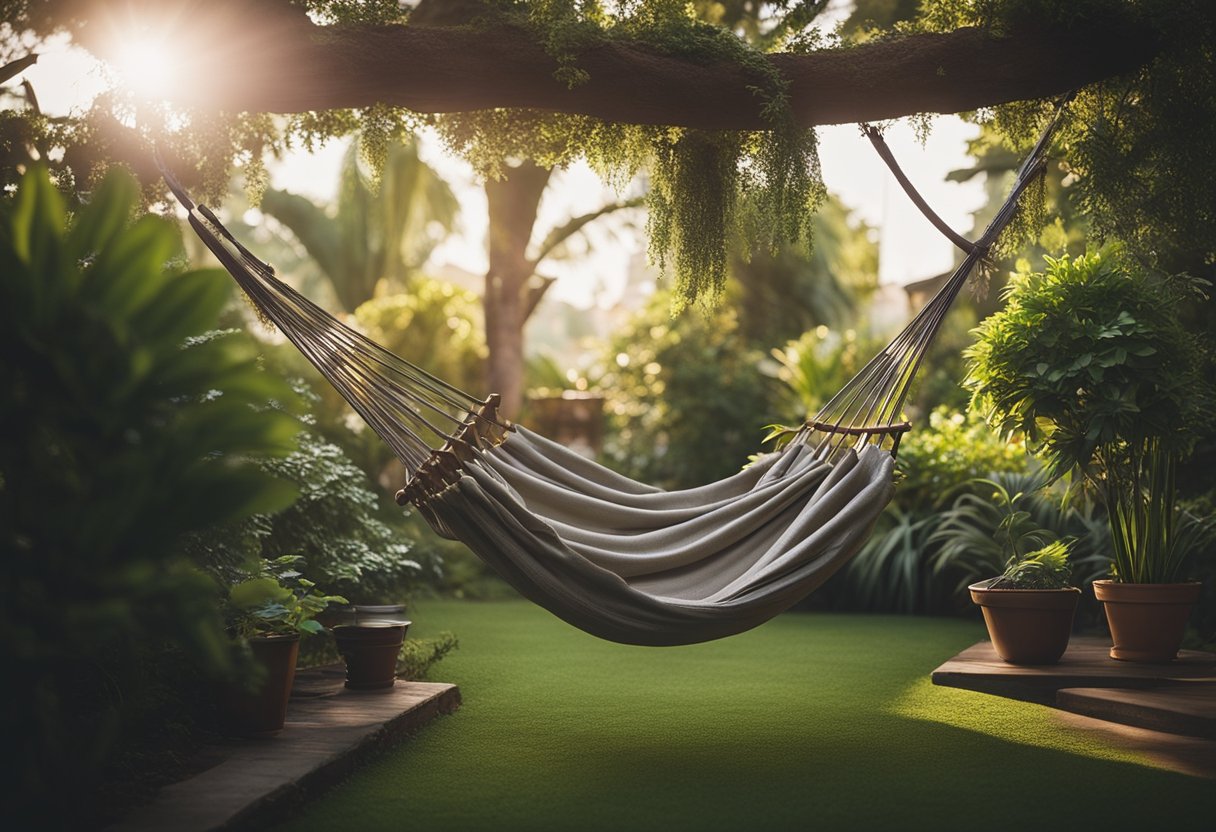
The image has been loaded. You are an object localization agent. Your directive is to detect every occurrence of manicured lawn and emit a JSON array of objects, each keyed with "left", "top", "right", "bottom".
[{"left": 277, "top": 600, "right": 1213, "bottom": 831}]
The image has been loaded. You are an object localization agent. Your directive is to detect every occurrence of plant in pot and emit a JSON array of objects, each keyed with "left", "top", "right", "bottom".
[
  {"left": 966, "top": 251, "right": 1213, "bottom": 662},
  {"left": 332, "top": 613, "right": 411, "bottom": 692},
  {"left": 223, "top": 556, "right": 347, "bottom": 735},
  {"left": 959, "top": 479, "right": 1081, "bottom": 663}
]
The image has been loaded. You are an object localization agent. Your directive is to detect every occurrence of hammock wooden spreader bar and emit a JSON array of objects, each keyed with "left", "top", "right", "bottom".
[{"left": 158, "top": 99, "right": 1067, "bottom": 644}]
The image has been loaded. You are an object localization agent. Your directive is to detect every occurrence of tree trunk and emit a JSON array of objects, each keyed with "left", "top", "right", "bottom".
[{"left": 484, "top": 161, "right": 553, "bottom": 419}]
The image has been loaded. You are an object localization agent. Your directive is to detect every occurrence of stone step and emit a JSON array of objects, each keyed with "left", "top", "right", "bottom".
[{"left": 111, "top": 671, "right": 460, "bottom": 832}]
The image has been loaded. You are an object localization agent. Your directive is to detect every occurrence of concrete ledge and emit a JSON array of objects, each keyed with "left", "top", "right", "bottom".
[{"left": 112, "top": 672, "right": 460, "bottom": 832}]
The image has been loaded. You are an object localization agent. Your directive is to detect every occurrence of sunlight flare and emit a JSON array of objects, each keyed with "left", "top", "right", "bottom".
[{"left": 110, "top": 33, "right": 178, "bottom": 100}]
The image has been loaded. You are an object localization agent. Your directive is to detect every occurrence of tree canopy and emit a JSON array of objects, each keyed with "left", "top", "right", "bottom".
[{"left": 2, "top": 0, "right": 1214, "bottom": 295}]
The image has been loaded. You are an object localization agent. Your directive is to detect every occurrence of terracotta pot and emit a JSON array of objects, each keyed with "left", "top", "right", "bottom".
[
  {"left": 969, "top": 580, "right": 1081, "bottom": 665},
  {"left": 320, "top": 603, "right": 408, "bottom": 630},
  {"left": 1093, "top": 580, "right": 1202, "bottom": 662},
  {"left": 333, "top": 622, "right": 409, "bottom": 690},
  {"left": 222, "top": 633, "right": 300, "bottom": 736}
]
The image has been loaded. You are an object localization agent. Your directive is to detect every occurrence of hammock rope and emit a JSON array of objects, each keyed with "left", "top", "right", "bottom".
[{"left": 158, "top": 98, "right": 1069, "bottom": 644}]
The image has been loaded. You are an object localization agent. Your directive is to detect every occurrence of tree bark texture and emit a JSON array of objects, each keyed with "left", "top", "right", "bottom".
[
  {"left": 484, "top": 160, "right": 553, "bottom": 419},
  {"left": 144, "top": 12, "right": 1158, "bottom": 129}
]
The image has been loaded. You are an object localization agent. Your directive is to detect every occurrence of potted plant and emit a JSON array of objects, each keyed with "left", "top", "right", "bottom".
[
  {"left": 970, "top": 537, "right": 1081, "bottom": 665},
  {"left": 332, "top": 614, "right": 411, "bottom": 691},
  {"left": 223, "top": 556, "right": 347, "bottom": 735},
  {"left": 967, "top": 252, "right": 1212, "bottom": 662},
  {"left": 938, "top": 477, "right": 1083, "bottom": 664}
]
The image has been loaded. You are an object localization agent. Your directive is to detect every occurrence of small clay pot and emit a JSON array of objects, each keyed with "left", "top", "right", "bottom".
[
  {"left": 969, "top": 580, "right": 1081, "bottom": 665},
  {"left": 222, "top": 633, "right": 300, "bottom": 736},
  {"left": 1093, "top": 580, "right": 1202, "bottom": 662},
  {"left": 333, "top": 622, "right": 409, "bottom": 690},
  {"left": 321, "top": 603, "right": 408, "bottom": 629}
]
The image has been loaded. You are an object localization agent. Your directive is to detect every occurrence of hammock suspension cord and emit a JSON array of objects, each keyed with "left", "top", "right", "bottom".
[
  {"left": 157, "top": 97, "right": 1068, "bottom": 504},
  {"left": 154, "top": 98, "right": 1070, "bottom": 646}
]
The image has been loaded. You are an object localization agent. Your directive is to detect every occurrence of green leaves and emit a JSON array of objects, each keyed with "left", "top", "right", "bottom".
[
  {"left": 966, "top": 250, "right": 1215, "bottom": 583},
  {"left": 999, "top": 540, "right": 1074, "bottom": 590},
  {"left": 230, "top": 577, "right": 291, "bottom": 608},
  {"left": 224, "top": 555, "right": 348, "bottom": 639},
  {"left": 0, "top": 166, "right": 309, "bottom": 786},
  {"left": 966, "top": 251, "right": 1212, "bottom": 482}
]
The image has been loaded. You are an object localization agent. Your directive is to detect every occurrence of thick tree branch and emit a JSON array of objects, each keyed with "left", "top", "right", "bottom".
[{"left": 153, "top": 13, "right": 1160, "bottom": 128}]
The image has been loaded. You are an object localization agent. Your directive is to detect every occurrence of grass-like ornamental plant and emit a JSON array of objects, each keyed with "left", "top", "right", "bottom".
[
  {"left": 965, "top": 252, "right": 1212, "bottom": 583},
  {"left": 935, "top": 477, "right": 1075, "bottom": 591},
  {"left": 997, "top": 540, "right": 1073, "bottom": 590}
]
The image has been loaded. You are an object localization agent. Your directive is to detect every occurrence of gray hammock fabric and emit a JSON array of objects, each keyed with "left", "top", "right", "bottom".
[
  {"left": 159, "top": 103, "right": 1065, "bottom": 645},
  {"left": 434, "top": 429, "right": 893, "bottom": 643}
]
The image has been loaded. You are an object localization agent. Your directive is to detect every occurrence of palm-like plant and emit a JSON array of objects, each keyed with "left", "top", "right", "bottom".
[{"left": 260, "top": 137, "right": 458, "bottom": 312}]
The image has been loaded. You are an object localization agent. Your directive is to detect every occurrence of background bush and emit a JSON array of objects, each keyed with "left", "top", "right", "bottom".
[{"left": 597, "top": 291, "right": 780, "bottom": 489}]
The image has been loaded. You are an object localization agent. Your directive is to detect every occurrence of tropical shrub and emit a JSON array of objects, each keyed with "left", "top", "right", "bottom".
[
  {"left": 966, "top": 251, "right": 1214, "bottom": 583},
  {"left": 0, "top": 168, "right": 300, "bottom": 823},
  {"left": 894, "top": 407, "right": 1031, "bottom": 511},
  {"left": 596, "top": 291, "right": 779, "bottom": 489},
  {"left": 768, "top": 325, "right": 881, "bottom": 419},
  {"left": 291, "top": 280, "right": 486, "bottom": 484},
  {"left": 183, "top": 425, "right": 431, "bottom": 605},
  {"left": 396, "top": 632, "right": 461, "bottom": 681},
  {"left": 354, "top": 279, "right": 486, "bottom": 396}
]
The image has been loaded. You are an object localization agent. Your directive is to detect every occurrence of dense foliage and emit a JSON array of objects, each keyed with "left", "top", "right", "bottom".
[
  {"left": 597, "top": 290, "right": 779, "bottom": 488},
  {"left": 895, "top": 407, "right": 1031, "bottom": 511},
  {"left": 967, "top": 253, "right": 1209, "bottom": 477},
  {"left": 184, "top": 426, "right": 429, "bottom": 604},
  {"left": 224, "top": 555, "right": 348, "bottom": 639},
  {"left": 0, "top": 167, "right": 300, "bottom": 823},
  {"left": 917, "top": 0, "right": 1216, "bottom": 278},
  {"left": 824, "top": 410, "right": 1034, "bottom": 613},
  {"left": 967, "top": 252, "right": 1213, "bottom": 582}
]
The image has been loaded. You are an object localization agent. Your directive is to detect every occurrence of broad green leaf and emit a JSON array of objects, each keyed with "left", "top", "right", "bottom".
[
  {"left": 129, "top": 269, "right": 231, "bottom": 345},
  {"left": 65, "top": 170, "right": 138, "bottom": 260},
  {"left": 86, "top": 215, "right": 179, "bottom": 317},
  {"left": 10, "top": 165, "right": 65, "bottom": 271}
]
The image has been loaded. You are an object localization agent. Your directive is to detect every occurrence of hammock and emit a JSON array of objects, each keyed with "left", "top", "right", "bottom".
[{"left": 160, "top": 105, "right": 1065, "bottom": 645}]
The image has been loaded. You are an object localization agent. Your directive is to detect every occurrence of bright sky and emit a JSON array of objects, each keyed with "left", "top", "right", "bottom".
[
  {"left": 18, "top": 23, "right": 988, "bottom": 309},
  {"left": 271, "top": 118, "right": 986, "bottom": 310}
]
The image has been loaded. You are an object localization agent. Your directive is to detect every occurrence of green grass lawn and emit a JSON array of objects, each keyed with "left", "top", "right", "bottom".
[{"left": 277, "top": 601, "right": 1214, "bottom": 832}]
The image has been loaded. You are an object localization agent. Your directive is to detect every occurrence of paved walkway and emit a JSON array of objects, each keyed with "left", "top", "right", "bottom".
[
  {"left": 112, "top": 668, "right": 460, "bottom": 832},
  {"left": 934, "top": 636, "right": 1215, "bottom": 777}
]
